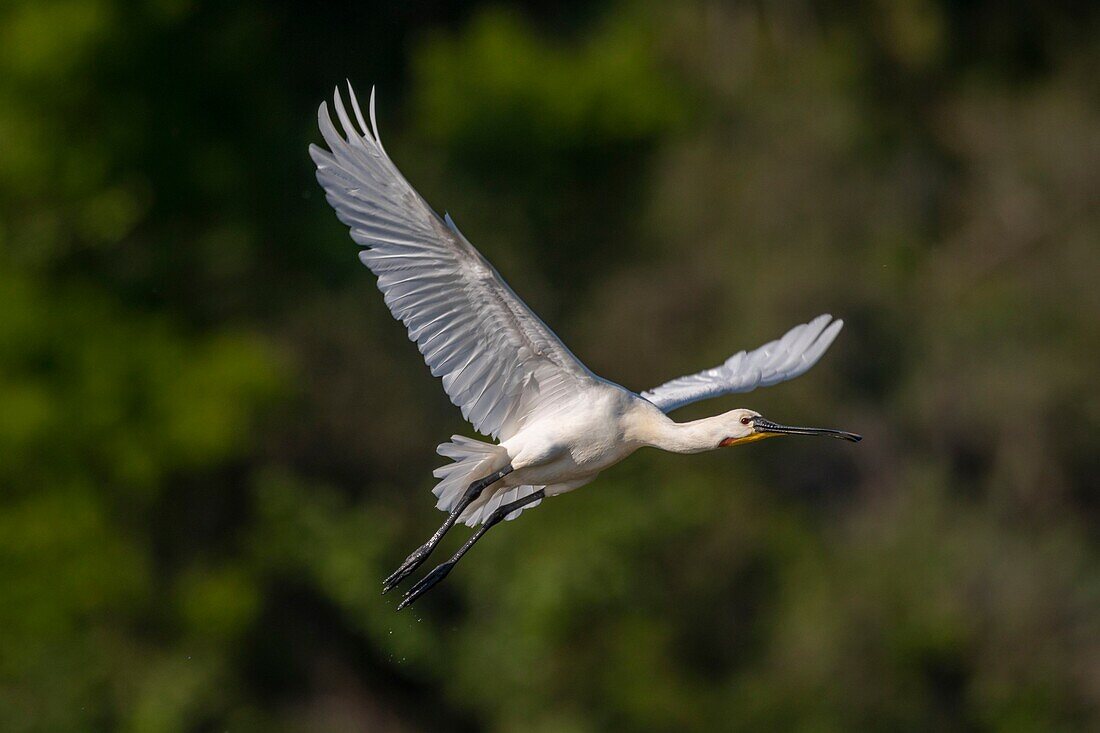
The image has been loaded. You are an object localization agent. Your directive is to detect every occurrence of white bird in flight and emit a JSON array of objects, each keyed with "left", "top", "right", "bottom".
[{"left": 311, "top": 84, "right": 861, "bottom": 609}]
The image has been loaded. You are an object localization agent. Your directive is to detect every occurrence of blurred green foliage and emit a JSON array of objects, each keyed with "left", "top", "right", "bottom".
[{"left": 1, "top": 0, "right": 1098, "bottom": 731}]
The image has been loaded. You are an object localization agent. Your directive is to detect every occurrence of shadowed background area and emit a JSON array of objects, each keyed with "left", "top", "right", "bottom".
[{"left": 1, "top": 0, "right": 1099, "bottom": 730}]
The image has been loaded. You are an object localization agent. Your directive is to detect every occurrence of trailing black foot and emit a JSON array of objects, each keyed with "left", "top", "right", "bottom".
[
  {"left": 382, "top": 542, "right": 433, "bottom": 594},
  {"left": 392, "top": 489, "right": 546, "bottom": 609},
  {"left": 381, "top": 466, "right": 515, "bottom": 595},
  {"left": 398, "top": 561, "right": 454, "bottom": 610}
]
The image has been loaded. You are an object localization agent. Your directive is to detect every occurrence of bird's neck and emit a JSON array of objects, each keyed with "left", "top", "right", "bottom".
[{"left": 632, "top": 411, "right": 727, "bottom": 455}]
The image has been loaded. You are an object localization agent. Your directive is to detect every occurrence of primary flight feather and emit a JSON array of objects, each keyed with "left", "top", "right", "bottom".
[{"left": 311, "top": 84, "right": 860, "bottom": 609}]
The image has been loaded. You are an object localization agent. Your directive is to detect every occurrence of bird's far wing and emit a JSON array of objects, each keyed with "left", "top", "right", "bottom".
[
  {"left": 311, "top": 84, "right": 594, "bottom": 440},
  {"left": 639, "top": 314, "right": 844, "bottom": 413}
]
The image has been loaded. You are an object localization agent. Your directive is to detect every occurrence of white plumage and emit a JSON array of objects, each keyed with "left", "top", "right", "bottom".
[
  {"left": 641, "top": 314, "right": 844, "bottom": 413},
  {"left": 311, "top": 84, "right": 860, "bottom": 608}
]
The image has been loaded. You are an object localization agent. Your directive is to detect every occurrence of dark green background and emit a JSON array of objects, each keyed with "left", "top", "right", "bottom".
[{"left": 2, "top": 1, "right": 1098, "bottom": 730}]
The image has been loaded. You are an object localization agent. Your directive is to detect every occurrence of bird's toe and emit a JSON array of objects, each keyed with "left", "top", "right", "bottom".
[
  {"left": 382, "top": 542, "right": 435, "bottom": 594},
  {"left": 397, "top": 561, "right": 454, "bottom": 610}
]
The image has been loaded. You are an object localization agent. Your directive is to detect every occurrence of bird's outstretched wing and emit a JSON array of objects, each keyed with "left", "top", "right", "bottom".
[
  {"left": 311, "top": 84, "right": 594, "bottom": 440},
  {"left": 640, "top": 314, "right": 844, "bottom": 413}
]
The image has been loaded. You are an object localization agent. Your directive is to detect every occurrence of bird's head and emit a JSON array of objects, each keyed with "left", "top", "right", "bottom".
[{"left": 716, "top": 408, "right": 861, "bottom": 447}]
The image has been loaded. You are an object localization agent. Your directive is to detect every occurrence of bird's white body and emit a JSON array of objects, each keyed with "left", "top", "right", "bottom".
[
  {"left": 499, "top": 382, "right": 639, "bottom": 492},
  {"left": 502, "top": 385, "right": 762, "bottom": 490},
  {"left": 311, "top": 84, "right": 859, "bottom": 606}
]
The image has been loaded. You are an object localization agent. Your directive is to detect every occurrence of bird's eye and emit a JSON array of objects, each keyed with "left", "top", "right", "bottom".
[{"left": 740, "top": 416, "right": 751, "bottom": 425}]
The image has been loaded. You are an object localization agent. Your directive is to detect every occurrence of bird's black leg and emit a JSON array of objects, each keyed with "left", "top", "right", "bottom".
[
  {"left": 382, "top": 467, "right": 513, "bottom": 594},
  {"left": 398, "top": 489, "right": 546, "bottom": 610}
]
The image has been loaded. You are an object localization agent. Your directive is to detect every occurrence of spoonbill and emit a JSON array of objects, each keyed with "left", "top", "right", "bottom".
[{"left": 311, "top": 84, "right": 861, "bottom": 609}]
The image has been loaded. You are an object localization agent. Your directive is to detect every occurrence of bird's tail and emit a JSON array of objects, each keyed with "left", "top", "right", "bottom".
[{"left": 432, "top": 436, "right": 541, "bottom": 526}]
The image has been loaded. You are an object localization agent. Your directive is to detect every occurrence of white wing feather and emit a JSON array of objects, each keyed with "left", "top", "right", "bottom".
[
  {"left": 640, "top": 314, "right": 844, "bottom": 413},
  {"left": 310, "top": 84, "right": 593, "bottom": 440}
]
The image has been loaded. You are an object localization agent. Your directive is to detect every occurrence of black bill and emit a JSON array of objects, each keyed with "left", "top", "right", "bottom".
[{"left": 753, "top": 417, "right": 862, "bottom": 443}]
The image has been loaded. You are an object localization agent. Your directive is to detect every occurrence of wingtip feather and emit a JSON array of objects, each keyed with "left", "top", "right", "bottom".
[
  {"left": 332, "top": 86, "right": 359, "bottom": 143},
  {"left": 369, "top": 85, "right": 386, "bottom": 154},
  {"left": 346, "top": 80, "right": 370, "bottom": 138},
  {"left": 802, "top": 318, "right": 844, "bottom": 366}
]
